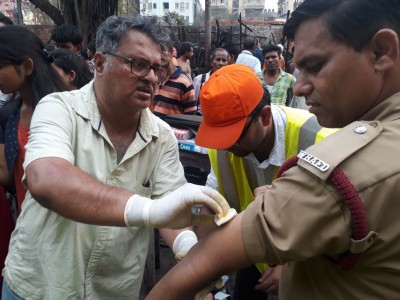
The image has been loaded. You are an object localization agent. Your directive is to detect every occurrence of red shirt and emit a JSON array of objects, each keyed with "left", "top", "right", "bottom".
[{"left": 13, "top": 122, "right": 29, "bottom": 213}]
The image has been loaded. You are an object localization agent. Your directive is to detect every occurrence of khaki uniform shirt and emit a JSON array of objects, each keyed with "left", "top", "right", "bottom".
[
  {"left": 242, "top": 92, "right": 400, "bottom": 299},
  {"left": 2, "top": 81, "right": 186, "bottom": 299}
]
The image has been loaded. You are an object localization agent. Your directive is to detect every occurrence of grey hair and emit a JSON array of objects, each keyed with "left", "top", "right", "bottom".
[{"left": 96, "top": 15, "right": 170, "bottom": 53}]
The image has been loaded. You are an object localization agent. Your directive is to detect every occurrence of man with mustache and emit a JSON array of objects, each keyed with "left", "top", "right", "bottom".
[
  {"left": 1, "top": 16, "right": 229, "bottom": 299},
  {"left": 259, "top": 44, "right": 296, "bottom": 106}
]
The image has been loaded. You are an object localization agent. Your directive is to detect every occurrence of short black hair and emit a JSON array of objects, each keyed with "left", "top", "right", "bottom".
[
  {"left": 243, "top": 36, "right": 256, "bottom": 50},
  {"left": 262, "top": 44, "right": 281, "bottom": 56},
  {"left": 178, "top": 42, "right": 192, "bottom": 57},
  {"left": 222, "top": 43, "right": 239, "bottom": 61},
  {"left": 51, "top": 24, "right": 83, "bottom": 45},
  {"left": 284, "top": 0, "right": 400, "bottom": 52}
]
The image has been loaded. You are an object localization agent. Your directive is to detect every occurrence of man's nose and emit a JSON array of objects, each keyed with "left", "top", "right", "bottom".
[{"left": 293, "top": 75, "right": 312, "bottom": 97}]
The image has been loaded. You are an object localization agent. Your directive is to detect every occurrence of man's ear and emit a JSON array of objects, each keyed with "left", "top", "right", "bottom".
[
  {"left": 94, "top": 52, "right": 106, "bottom": 75},
  {"left": 68, "top": 70, "right": 77, "bottom": 83},
  {"left": 370, "top": 29, "right": 399, "bottom": 73},
  {"left": 22, "top": 58, "right": 34, "bottom": 76},
  {"left": 259, "top": 105, "right": 272, "bottom": 127}
]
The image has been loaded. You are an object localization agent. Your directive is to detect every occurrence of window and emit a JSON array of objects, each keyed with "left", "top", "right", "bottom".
[
  {"left": 163, "top": 2, "right": 169, "bottom": 9},
  {"left": 153, "top": 3, "right": 157, "bottom": 8},
  {"left": 147, "top": 2, "right": 152, "bottom": 9},
  {"left": 186, "top": 16, "right": 189, "bottom": 21},
  {"left": 180, "top": 2, "right": 184, "bottom": 11},
  {"left": 175, "top": 3, "right": 179, "bottom": 9},
  {"left": 186, "top": 2, "right": 189, "bottom": 9}
]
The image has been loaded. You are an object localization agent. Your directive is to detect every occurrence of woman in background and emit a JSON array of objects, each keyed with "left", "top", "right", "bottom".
[
  {"left": 0, "top": 26, "right": 67, "bottom": 214},
  {"left": 51, "top": 48, "right": 93, "bottom": 90}
]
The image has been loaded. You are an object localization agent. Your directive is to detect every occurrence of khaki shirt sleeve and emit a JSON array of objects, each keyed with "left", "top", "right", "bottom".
[{"left": 242, "top": 165, "right": 351, "bottom": 265}]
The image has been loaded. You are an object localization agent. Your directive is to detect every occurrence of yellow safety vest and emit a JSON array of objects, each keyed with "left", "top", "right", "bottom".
[{"left": 208, "top": 106, "right": 337, "bottom": 273}]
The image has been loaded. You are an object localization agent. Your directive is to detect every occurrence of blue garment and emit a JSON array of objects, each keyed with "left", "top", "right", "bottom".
[
  {"left": 2, "top": 282, "right": 24, "bottom": 300},
  {"left": 0, "top": 98, "right": 21, "bottom": 197},
  {"left": 253, "top": 48, "right": 264, "bottom": 66}
]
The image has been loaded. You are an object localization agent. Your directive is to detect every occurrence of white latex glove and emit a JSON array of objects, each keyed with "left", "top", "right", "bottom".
[
  {"left": 124, "top": 183, "right": 230, "bottom": 229},
  {"left": 172, "top": 231, "right": 224, "bottom": 300},
  {"left": 173, "top": 230, "right": 198, "bottom": 261}
]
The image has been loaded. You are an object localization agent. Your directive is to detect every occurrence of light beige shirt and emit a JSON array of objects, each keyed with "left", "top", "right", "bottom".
[
  {"left": 242, "top": 93, "right": 400, "bottom": 299},
  {"left": 3, "top": 81, "right": 186, "bottom": 299}
]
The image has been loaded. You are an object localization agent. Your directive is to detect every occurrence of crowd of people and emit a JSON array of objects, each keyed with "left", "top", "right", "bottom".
[{"left": 1, "top": 0, "right": 400, "bottom": 299}]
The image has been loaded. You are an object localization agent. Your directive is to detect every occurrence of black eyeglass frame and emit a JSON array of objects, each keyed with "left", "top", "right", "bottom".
[
  {"left": 235, "top": 107, "right": 262, "bottom": 146},
  {"left": 103, "top": 52, "right": 168, "bottom": 83}
]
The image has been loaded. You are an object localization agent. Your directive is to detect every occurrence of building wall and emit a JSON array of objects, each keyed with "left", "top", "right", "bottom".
[
  {"left": 278, "top": 0, "right": 304, "bottom": 17},
  {"left": 140, "top": 0, "right": 202, "bottom": 24}
]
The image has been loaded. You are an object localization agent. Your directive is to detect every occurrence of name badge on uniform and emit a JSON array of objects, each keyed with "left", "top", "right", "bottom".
[{"left": 297, "top": 150, "right": 330, "bottom": 172}]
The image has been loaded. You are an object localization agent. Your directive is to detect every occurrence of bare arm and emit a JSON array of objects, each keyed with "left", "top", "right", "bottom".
[
  {"left": 146, "top": 213, "right": 252, "bottom": 299},
  {"left": 26, "top": 157, "right": 131, "bottom": 226}
]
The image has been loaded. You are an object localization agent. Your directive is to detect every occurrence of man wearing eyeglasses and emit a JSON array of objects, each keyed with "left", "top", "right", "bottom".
[
  {"left": 1, "top": 16, "right": 231, "bottom": 300},
  {"left": 196, "top": 64, "right": 336, "bottom": 300},
  {"left": 153, "top": 44, "right": 197, "bottom": 118}
]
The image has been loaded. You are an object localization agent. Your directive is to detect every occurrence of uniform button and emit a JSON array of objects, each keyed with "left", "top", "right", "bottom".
[
  {"left": 353, "top": 125, "right": 367, "bottom": 134},
  {"left": 370, "top": 122, "right": 378, "bottom": 127}
]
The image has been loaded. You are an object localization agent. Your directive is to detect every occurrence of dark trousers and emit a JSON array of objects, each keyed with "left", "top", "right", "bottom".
[{"left": 233, "top": 265, "right": 269, "bottom": 300}]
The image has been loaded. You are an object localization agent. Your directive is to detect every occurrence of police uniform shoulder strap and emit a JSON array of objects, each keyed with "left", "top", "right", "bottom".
[{"left": 297, "top": 121, "right": 382, "bottom": 181}]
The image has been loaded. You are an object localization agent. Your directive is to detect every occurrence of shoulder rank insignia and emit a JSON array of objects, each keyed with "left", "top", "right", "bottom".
[{"left": 297, "top": 150, "right": 329, "bottom": 172}]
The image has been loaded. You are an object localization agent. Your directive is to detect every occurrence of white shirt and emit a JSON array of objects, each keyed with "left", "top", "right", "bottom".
[{"left": 236, "top": 50, "right": 262, "bottom": 73}]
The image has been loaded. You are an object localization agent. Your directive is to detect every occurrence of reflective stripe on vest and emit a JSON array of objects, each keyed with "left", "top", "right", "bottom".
[{"left": 208, "top": 106, "right": 337, "bottom": 273}]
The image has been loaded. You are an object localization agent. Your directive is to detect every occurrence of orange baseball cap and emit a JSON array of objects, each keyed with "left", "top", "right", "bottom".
[{"left": 195, "top": 64, "right": 263, "bottom": 149}]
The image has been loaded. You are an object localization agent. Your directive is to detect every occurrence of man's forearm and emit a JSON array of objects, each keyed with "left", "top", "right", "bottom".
[{"left": 26, "top": 157, "right": 130, "bottom": 226}]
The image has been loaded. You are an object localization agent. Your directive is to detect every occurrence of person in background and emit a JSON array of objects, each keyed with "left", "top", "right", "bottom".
[
  {"left": 0, "top": 25, "right": 67, "bottom": 295},
  {"left": 222, "top": 43, "right": 240, "bottom": 64},
  {"left": 176, "top": 42, "right": 193, "bottom": 79},
  {"left": 0, "top": 26, "right": 67, "bottom": 214},
  {"left": 253, "top": 40, "right": 264, "bottom": 67},
  {"left": 145, "top": 0, "right": 400, "bottom": 299},
  {"left": 258, "top": 44, "right": 296, "bottom": 106},
  {"left": 86, "top": 42, "right": 96, "bottom": 73},
  {"left": 193, "top": 48, "right": 230, "bottom": 115},
  {"left": 50, "top": 24, "right": 83, "bottom": 53},
  {"left": 196, "top": 64, "right": 335, "bottom": 300},
  {"left": 153, "top": 44, "right": 197, "bottom": 118},
  {"left": 276, "top": 44, "right": 286, "bottom": 70},
  {"left": 0, "top": 12, "right": 13, "bottom": 105},
  {"left": 236, "top": 36, "right": 262, "bottom": 73},
  {"left": 2, "top": 16, "right": 229, "bottom": 299},
  {"left": 51, "top": 48, "right": 93, "bottom": 90},
  {"left": 0, "top": 11, "right": 15, "bottom": 293}
]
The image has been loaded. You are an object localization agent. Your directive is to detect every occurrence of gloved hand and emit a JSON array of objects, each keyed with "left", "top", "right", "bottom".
[
  {"left": 173, "top": 230, "right": 198, "bottom": 261},
  {"left": 172, "top": 231, "right": 224, "bottom": 300},
  {"left": 124, "top": 183, "right": 231, "bottom": 229}
]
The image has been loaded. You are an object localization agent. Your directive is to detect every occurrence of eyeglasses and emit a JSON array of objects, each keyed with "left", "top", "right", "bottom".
[
  {"left": 235, "top": 108, "right": 260, "bottom": 146},
  {"left": 103, "top": 52, "right": 168, "bottom": 83}
]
